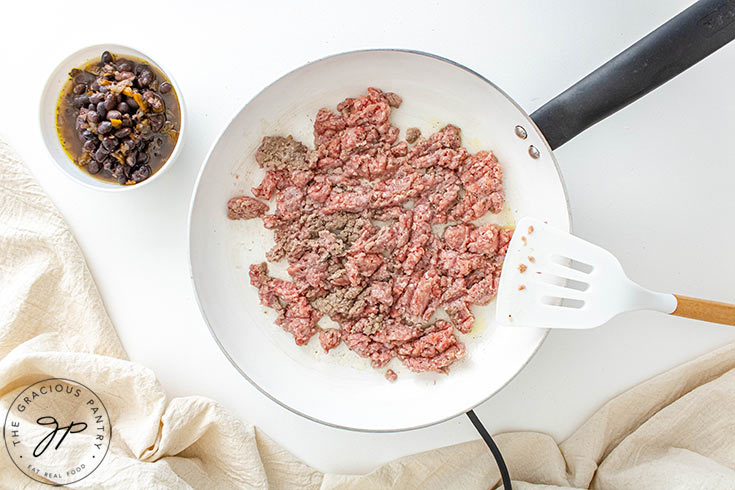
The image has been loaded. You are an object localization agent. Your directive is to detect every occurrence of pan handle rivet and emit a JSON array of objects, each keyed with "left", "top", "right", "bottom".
[
  {"left": 514, "top": 125, "right": 528, "bottom": 139},
  {"left": 528, "top": 145, "right": 540, "bottom": 159}
]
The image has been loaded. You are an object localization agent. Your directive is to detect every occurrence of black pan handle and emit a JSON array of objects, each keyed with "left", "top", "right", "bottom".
[{"left": 531, "top": 0, "right": 735, "bottom": 150}]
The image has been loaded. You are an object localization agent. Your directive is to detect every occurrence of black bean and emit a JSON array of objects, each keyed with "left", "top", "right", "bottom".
[
  {"left": 117, "top": 101, "right": 130, "bottom": 113},
  {"left": 125, "top": 96, "right": 139, "bottom": 110},
  {"left": 106, "top": 110, "right": 122, "bottom": 121},
  {"left": 83, "top": 139, "right": 98, "bottom": 152},
  {"left": 73, "top": 95, "right": 90, "bottom": 108},
  {"left": 137, "top": 150, "right": 149, "bottom": 164},
  {"left": 112, "top": 163, "right": 125, "bottom": 178},
  {"left": 121, "top": 114, "right": 133, "bottom": 127},
  {"left": 87, "top": 111, "right": 100, "bottom": 124},
  {"left": 131, "top": 164, "right": 151, "bottom": 183},
  {"left": 134, "top": 64, "right": 146, "bottom": 75},
  {"left": 74, "top": 75, "right": 94, "bottom": 87},
  {"left": 101, "top": 51, "right": 113, "bottom": 64},
  {"left": 126, "top": 151, "right": 137, "bottom": 166},
  {"left": 103, "top": 93, "right": 117, "bottom": 110},
  {"left": 159, "top": 81, "right": 172, "bottom": 94},
  {"left": 83, "top": 129, "right": 96, "bottom": 140},
  {"left": 96, "top": 101, "right": 107, "bottom": 119},
  {"left": 90, "top": 93, "right": 104, "bottom": 104},
  {"left": 102, "top": 136, "right": 118, "bottom": 151},
  {"left": 149, "top": 113, "right": 164, "bottom": 132},
  {"left": 117, "top": 60, "right": 134, "bottom": 72},
  {"left": 138, "top": 70, "right": 154, "bottom": 87},
  {"left": 114, "top": 127, "right": 132, "bottom": 139},
  {"left": 97, "top": 121, "right": 113, "bottom": 135},
  {"left": 94, "top": 146, "right": 109, "bottom": 162},
  {"left": 123, "top": 137, "right": 135, "bottom": 149},
  {"left": 103, "top": 158, "right": 115, "bottom": 172},
  {"left": 87, "top": 159, "right": 101, "bottom": 174},
  {"left": 87, "top": 103, "right": 96, "bottom": 111}
]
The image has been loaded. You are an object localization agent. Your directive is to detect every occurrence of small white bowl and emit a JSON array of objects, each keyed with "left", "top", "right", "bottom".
[{"left": 39, "top": 44, "right": 186, "bottom": 191}]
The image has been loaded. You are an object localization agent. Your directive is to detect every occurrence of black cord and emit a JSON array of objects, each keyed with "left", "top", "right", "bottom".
[{"left": 466, "top": 410, "right": 512, "bottom": 490}]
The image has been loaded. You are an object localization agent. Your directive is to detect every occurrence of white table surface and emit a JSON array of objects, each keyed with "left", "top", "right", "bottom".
[{"left": 3, "top": 0, "right": 734, "bottom": 475}]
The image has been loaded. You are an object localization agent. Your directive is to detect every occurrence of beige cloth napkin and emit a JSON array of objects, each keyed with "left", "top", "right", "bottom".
[{"left": 1, "top": 137, "right": 734, "bottom": 489}]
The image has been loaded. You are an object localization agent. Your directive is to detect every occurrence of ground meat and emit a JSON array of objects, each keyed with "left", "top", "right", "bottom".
[
  {"left": 450, "top": 151, "right": 504, "bottom": 222},
  {"left": 249, "top": 262, "right": 321, "bottom": 345},
  {"left": 384, "top": 92, "right": 403, "bottom": 108},
  {"left": 405, "top": 127, "right": 421, "bottom": 144},
  {"left": 252, "top": 169, "right": 289, "bottom": 200},
  {"left": 229, "top": 88, "right": 511, "bottom": 376},
  {"left": 319, "top": 329, "right": 341, "bottom": 353},
  {"left": 227, "top": 196, "right": 269, "bottom": 219},
  {"left": 255, "top": 135, "right": 313, "bottom": 171},
  {"left": 401, "top": 342, "right": 466, "bottom": 373},
  {"left": 385, "top": 369, "right": 397, "bottom": 382}
]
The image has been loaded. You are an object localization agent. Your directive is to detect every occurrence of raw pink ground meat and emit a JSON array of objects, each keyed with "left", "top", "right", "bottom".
[
  {"left": 319, "top": 329, "right": 341, "bottom": 353},
  {"left": 249, "top": 263, "right": 321, "bottom": 345},
  {"left": 229, "top": 88, "right": 512, "bottom": 376}
]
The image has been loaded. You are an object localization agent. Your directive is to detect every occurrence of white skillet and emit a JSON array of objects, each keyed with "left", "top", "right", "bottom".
[{"left": 189, "top": 0, "right": 735, "bottom": 432}]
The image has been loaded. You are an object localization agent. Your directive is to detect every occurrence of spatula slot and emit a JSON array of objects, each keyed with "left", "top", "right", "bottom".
[
  {"left": 551, "top": 255, "right": 594, "bottom": 274},
  {"left": 539, "top": 274, "right": 589, "bottom": 292},
  {"left": 542, "top": 296, "right": 585, "bottom": 309}
]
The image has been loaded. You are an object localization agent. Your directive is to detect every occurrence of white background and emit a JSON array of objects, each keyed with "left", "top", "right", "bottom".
[{"left": 2, "top": 0, "right": 734, "bottom": 475}]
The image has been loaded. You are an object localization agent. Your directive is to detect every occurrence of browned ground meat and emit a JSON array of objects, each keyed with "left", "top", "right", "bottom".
[
  {"left": 384, "top": 92, "right": 403, "bottom": 108},
  {"left": 228, "top": 196, "right": 269, "bottom": 220},
  {"left": 405, "top": 127, "right": 421, "bottom": 144},
  {"left": 230, "top": 88, "right": 512, "bottom": 376},
  {"left": 255, "top": 135, "right": 313, "bottom": 171}
]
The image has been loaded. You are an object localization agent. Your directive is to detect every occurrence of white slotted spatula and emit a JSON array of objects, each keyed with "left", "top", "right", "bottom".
[{"left": 495, "top": 217, "right": 735, "bottom": 328}]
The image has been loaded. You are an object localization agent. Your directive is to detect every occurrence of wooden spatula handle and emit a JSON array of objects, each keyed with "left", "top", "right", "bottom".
[{"left": 672, "top": 295, "right": 735, "bottom": 326}]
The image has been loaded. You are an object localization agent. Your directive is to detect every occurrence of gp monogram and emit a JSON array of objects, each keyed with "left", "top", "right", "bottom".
[{"left": 3, "top": 378, "right": 111, "bottom": 485}]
